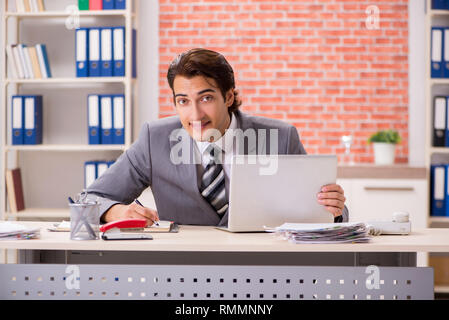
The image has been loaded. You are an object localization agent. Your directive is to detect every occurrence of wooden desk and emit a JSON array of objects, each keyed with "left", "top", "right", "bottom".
[
  {"left": 0, "top": 221, "right": 443, "bottom": 300},
  {"left": 0, "top": 222, "right": 448, "bottom": 253}
]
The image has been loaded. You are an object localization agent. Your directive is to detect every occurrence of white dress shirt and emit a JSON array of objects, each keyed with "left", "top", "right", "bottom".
[{"left": 194, "top": 113, "right": 237, "bottom": 196}]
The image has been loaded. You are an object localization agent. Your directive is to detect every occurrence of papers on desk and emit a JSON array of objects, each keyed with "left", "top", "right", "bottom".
[
  {"left": 0, "top": 222, "right": 40, "bottom": 240},
  {"left": 272, "top": 222, "right": 372, "bottom": 244}
]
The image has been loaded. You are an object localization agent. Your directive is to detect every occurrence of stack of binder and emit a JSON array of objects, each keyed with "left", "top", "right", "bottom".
[
  {"left": 76, "top": 26, "right": 135, "bottom": 78},
  {"left": 88, "top": 94, "right": 125, "bottom": 145},
  {"left": 78, "top": 0, "right": 126, "bottom": 10},
  {"left": 6, "top": 44, "right": 52, "bottom": 79},
  {"left": 431, "top": 164, "right": 449, "bottom": 217},
  {"left": 432, "top": 0, "right": 449, "bottom": 10},
  {"left": 14, "top": 0, "right": 45, "bottom": 12},
  {"left": 433, "top": 96, "right": 449, "bottom": 147},
  {"left": 11, "top": 95, "right": 43, "bottom": 145},
  {"left": 84, "top": 160, "right": 115, "bottom": 189}
]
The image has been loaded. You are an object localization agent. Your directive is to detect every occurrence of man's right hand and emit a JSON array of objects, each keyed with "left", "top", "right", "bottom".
[{"left": 101, "top": 203, "right": 160, "bottom": 226}]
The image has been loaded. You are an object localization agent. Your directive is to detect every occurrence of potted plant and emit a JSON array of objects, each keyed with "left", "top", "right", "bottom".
[{"left": 367, "top": 130, "right": 401, "bottom": 165}]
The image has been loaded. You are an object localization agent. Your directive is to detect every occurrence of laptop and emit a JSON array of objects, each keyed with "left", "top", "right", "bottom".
[{"left": 217, "top": 155, "right": 337, "bottom": 232}]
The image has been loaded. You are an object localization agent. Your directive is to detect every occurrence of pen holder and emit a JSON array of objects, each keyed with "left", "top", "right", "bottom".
[{"left": 69, "top": 201, "right": 100, "bottom": 240}]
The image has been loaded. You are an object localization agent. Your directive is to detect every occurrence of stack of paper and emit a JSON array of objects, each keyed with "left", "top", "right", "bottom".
[
  {"left": 0, "top": 222, "right": 40, "bottom": 240},
  {"left": 273, "top": 222, "right": 372, "bottom": 244}
]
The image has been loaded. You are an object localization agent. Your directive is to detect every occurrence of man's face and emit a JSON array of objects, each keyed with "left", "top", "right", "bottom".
[{"left": 173, "top": 75, "right": 234, "bottom": 142}]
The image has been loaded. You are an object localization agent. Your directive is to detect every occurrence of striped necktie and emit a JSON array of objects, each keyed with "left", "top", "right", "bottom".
[{"left": 199, "top": 144, "right": 229, "bottom": 216}]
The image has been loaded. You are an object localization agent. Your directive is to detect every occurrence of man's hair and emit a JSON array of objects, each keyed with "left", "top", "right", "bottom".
[{"left": 167, "top": 48, "right": 242, "bottom": 114}]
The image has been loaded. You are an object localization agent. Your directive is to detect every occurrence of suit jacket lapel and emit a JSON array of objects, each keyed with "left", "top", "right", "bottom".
[{"left": 169, "top": 127, "right": 221, "bottom": 224}]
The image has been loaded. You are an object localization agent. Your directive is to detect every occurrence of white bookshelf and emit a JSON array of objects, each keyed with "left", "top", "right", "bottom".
[
  {"left": 425, "top": 1, "right": 449, "bottom": 295},
  {"left": 0, "top": 0, "right": 138, "bottom": 220}
]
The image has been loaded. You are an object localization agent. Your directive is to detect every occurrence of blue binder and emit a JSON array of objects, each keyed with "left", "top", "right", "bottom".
[
  {"left": 431, "top": 27, "right": 444, "bottom": 78},
  {"left": 112, "top": 94, "right": 125, "bottom": 144},
  {"left": 103, "top": 0, "right": 114, "bottom": 9},
  {"left": 115, "top": 0, "right": 126, "bottom": 9},
  {"left": 446, "top": 97, "right": 449, "bottom": 147},
  {"left": 107, "top": 160, "right": 115, "bottom": 168},
  {"left": 11, "top": 96, "right": 24, "bottom": 145},
  {"left": 23, "top": 95, "right": 43, "bottom": 145},
  {"left": 431, "top": 164, "right": 447, "bottom": 216},
  {"left": 446, "top": 164, "right": 449, "bottom": 217},
  {"left": 89, "top": 28, "right": 101, "bottom": 77},
  {"left": 100, "top": 28, "right": 113, "bottom": 77},
  {"left": 75, "top": 28, "right": 89, "bottom": 77},
  {"left": 88, "top": 94, "right": 101, "bottom": 144},
  {"left": 84, "top": 161, "right": 98, "bottom": 189},
  {"left": 444, "top": 28, "right": 449, "bottom": 78},
  {"left": 132, "top": 28, "right": 137, "bottom": 78},
  {"left": 100, "top": 95, "right": 113, "bottom": 144},
  {"left": 432, "top": 0, "right": 449, "bottom": 10},
  {"left": 112, "top": 26, "right": 125, "bottom": 76}
]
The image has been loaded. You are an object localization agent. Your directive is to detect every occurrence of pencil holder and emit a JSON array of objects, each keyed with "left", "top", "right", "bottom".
[{"left": 69, "top": 201, "right": 100, "bottom": 240}]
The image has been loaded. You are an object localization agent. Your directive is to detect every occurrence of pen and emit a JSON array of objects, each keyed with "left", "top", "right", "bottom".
[{"left": 134, "top": 199, "right": 159, "bottom": 226}]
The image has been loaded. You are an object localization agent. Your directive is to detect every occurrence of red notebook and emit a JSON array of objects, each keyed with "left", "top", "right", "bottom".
[
  {"left": 5, "top": 168, "right": 25, "bottom": 212},
  {"left": 89, "top": 0, "right": 103, "bottom": 10}
]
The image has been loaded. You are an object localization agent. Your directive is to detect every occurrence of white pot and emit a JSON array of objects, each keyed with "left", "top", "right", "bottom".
[{"left": 373, "top": 142, "right": 396, "bottom": 165}]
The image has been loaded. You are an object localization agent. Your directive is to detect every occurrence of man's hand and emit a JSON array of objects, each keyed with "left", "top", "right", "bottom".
[
  {"left": 102, "top": 203, "right": 160, "bottom": 226},
  {"left": 317, "top": 184, "right": 346, "bottom": 218}
]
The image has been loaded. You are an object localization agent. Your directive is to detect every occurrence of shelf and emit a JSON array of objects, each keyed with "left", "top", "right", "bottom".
[
  {"left": 4, "top": 77, "right": 127, "bottom": 85},
  {"left": 5, "top": 10, "right": 130, "bottom": 18},
  {"left": 430, "top": 9, "right": 449, "bottom": 17},
  {"left": 7, "top": 208, "right": 70, "bottom": 219},
  {"left": 430, "top": 147, "right": 449, "bottom": 154},
  {"left": 430, "top": 78, "right": 449, "bottom": 85},
  {"left": 429, "top": 216, "right": 449, "bottom": 223},
  {"left": 5, "top": 144, "right": 126, "bottom": 152},
  {"left": 435, "top": 285, "right": 449, "bottom": 294}
]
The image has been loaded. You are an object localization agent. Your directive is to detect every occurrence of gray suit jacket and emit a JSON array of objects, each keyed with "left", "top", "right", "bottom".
[{"left": 87, "top": 110, "right": 349, "bottom": 226}]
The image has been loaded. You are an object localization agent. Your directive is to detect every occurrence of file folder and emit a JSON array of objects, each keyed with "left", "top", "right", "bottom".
[
  {"left": 446, "top": 164, "right": 449, "bottom": 217},
  {"left": 78, "top": 0, "right": 89, "bottom": 10},
  {"left": 89, "top": 0, "right": 103, "bottom": 10},
  {"left": 101, "top": 95, "right": 113, "bottom": 144},
  {"left": 76, "top": 28, "right": 89, "bottom": 77},
  {"left": 12, "top": 45, "right": 25, "bottom": 79},
  {"left": 17, "top": 44, "right": 30, "bottom": 79},
  {"left": 132, "top": 28, "right": 137, "bottom": 78},
  {"left": 88, "top": 94, "right": 101, "bottom": 144},
  {"left": 97, "top": 161, "right": 109, "bottom": 178},
  {"left": 433, "top": 96, "right": 446, "bottom": 146},
  {"left": 22, "top": 45, "right": 35, "bottom": 79},
  {"left": 431, "top": 164, "right": 447, "bottom": 216},
  {"left": 11, "top": 96, "right": 24, "bottom": 145},
  {"left": 100, "top": 28, "right": 113, "bottom": 77},
  {"left": 115, "top": 0, "right": 126, "bottom": 9},
  {"left": 112, "top": 94, "right": 125, "bottom": 144},
  {"left": 36, "top": 44, "right": 50, "bottom": 78},
  {"left": 103, "top": 0, "right": 114, "bottom": 9},
  {"left": 23, "top": 95, "right": 43, "bottom": 145},
  {"left": 113, "top": 27, "right": 125, "bottom": 76},
  {"left": 432, "top": 27, "right": 444, "bottom": 78},
  {"left": 446, "top": 97, "right": 449, "bottom": 147},
  {"left": 84, "top": 161, "right": 97, "bottom": 189},
  {"left": 432, "top": 0, "right": 449, "bottom": 10},
  {"left": 89, "top": 28, "right": 101, "bottom": 77},
  {"left": 444, "top": 28, "right": 449, "bottom": 77}
]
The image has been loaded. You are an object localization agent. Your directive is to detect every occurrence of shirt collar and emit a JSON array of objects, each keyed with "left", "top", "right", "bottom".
[{"left": 195, "top": 113, "right": 237, "bottom": 156}]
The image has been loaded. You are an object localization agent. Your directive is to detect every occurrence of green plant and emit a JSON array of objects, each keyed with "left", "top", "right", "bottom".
[{"left": 367, "top": 130, "right": 401, "bottom": 144}]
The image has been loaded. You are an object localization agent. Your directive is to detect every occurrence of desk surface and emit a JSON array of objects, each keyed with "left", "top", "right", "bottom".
[{"left": 0, "top": 222, "right": 448, "bottom": 252}]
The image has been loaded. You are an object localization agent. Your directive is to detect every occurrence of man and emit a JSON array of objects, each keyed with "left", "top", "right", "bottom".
[{"left": 86, "top": 48, "right": 348, "bottom": 226}]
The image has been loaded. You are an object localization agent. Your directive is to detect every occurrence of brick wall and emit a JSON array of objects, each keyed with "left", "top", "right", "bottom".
[{"left": 158, "top": 0, "right": 409, "bottom": 164}]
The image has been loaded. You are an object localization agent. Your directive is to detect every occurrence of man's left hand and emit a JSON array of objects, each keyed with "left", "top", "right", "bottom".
[{"left": 317, "top": 184, "right": 346, "bottom": 218}]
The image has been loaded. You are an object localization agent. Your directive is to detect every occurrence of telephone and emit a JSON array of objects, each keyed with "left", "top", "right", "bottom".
[{"left": 366, "top": 211, "right": 411, "bottom": 235}]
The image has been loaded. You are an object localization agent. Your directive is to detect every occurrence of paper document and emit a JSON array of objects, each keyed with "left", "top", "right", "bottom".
[
  {"left": 0, "top": 222, "right": 40, "bottom": 240},
  {"left": 272, "top": 222, "right": 372, "bottom": 244}
]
